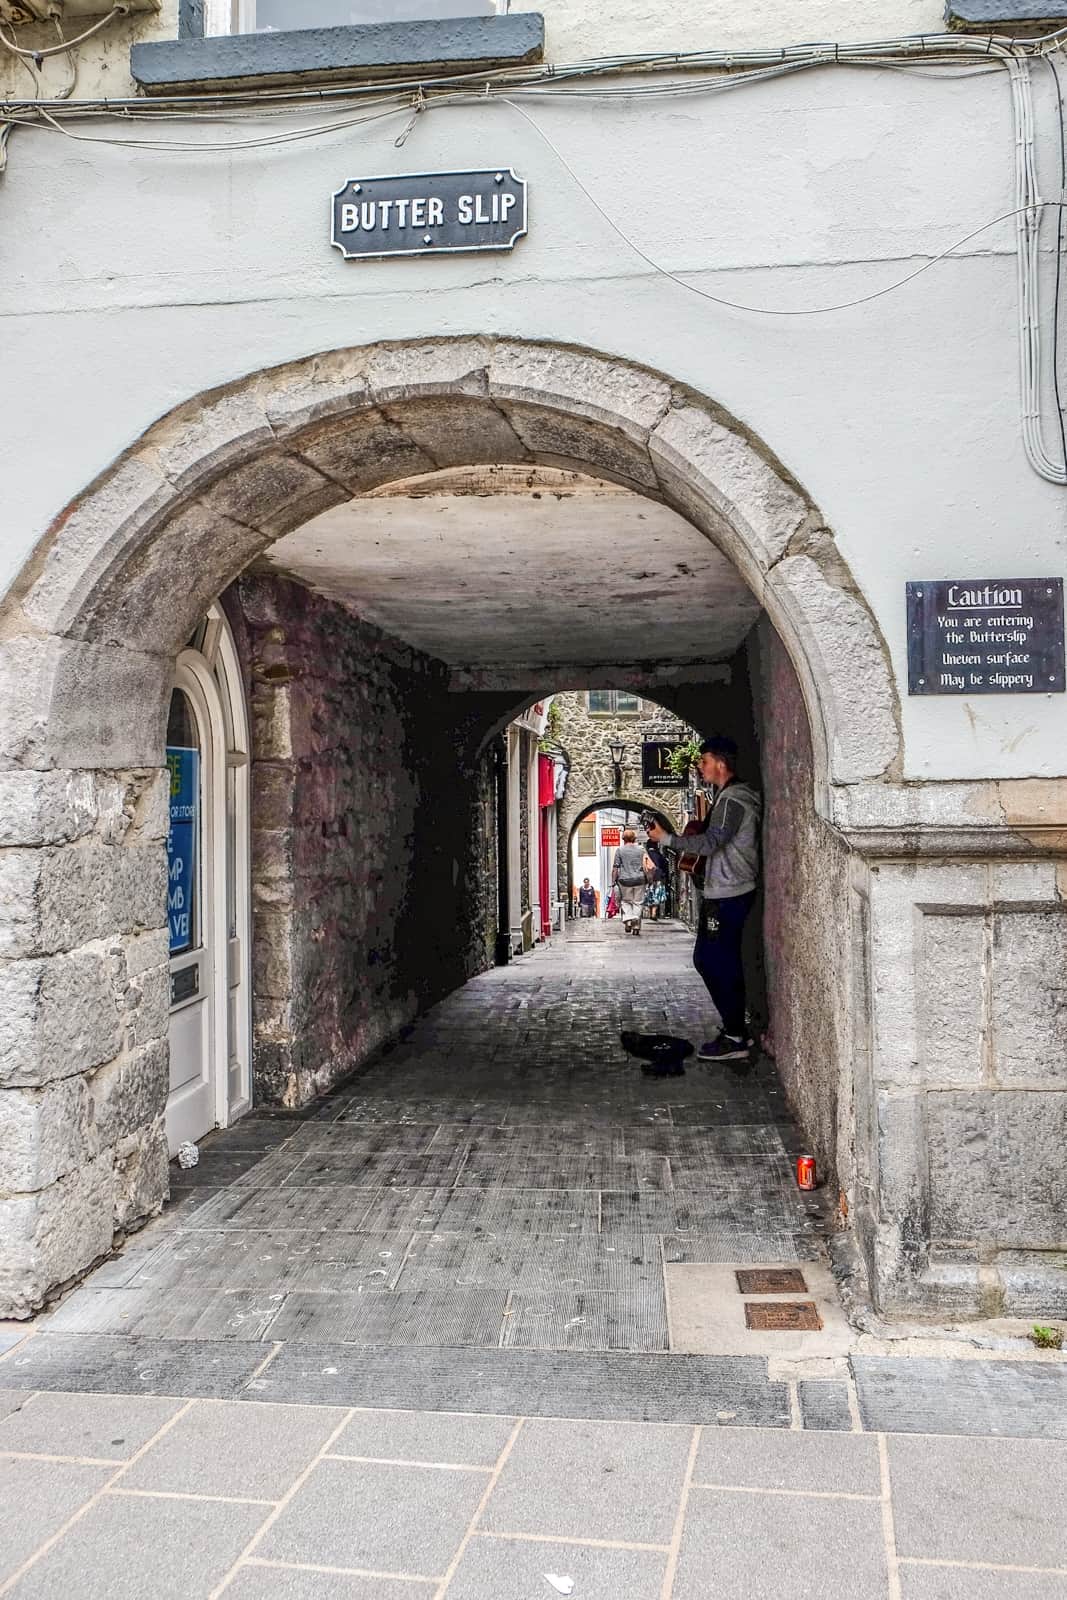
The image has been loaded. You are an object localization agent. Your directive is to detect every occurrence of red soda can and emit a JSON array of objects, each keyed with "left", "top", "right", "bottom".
[{"left": 796, "top": 1156, "right": 817, "bottom": 1190}]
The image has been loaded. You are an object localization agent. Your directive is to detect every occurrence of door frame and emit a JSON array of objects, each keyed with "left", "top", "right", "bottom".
[{"left": 170, "top": 603, "right": 252, "bottom": 1138}]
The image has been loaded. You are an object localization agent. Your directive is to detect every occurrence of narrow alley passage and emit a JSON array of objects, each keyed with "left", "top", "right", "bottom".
[{"left": 43, "top": 923, "right": 830, "bottom": 1359}]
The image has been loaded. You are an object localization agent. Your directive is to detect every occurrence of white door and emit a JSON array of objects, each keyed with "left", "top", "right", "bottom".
[{"left": 166, "top": 607, "right": 251, "bottom": 1154}]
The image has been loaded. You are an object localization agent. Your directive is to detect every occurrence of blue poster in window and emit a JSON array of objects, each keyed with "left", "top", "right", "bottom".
[{"left": 166, "top": 746, "right": 199, "bottom": 956}]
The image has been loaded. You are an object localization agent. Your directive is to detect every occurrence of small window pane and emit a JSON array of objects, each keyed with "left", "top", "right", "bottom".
[
  {"left": 615, "top": 692, "right": 640, "bottom": 714},
  {"left": 166, "top": 691, "right": 201, "bottom": 959},
  {"left": 576, "top": 817, "right": 596, "bottom": 855},
  {"left": 252, "top": 0, "right": 494, "bottom": 29},
  {"left": 587, "top": 690, "right": 613, "bottom": 714}
]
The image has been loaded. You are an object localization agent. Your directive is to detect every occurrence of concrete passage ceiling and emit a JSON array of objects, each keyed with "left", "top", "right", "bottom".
[{"left": 263, "top": 467, "right": 761, "bottom": 669}]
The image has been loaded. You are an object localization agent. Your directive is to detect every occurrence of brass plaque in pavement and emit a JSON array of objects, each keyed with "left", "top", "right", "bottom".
[
  {"left": 735, "top": 1268, "right": 808, "bottom": 1295},
  {"left": 744, "top": 1301, "right": 823, "bottom": 1332}
]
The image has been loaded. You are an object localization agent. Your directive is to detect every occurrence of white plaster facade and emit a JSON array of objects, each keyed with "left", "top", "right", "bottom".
[{"left": 0, "top": 4, "right": 1065, "bottom": 1320}]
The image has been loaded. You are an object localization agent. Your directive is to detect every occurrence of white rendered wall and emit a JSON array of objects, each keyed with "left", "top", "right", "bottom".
[{"left": 0, "top": 62, "right": 1064, "bottom": 781}]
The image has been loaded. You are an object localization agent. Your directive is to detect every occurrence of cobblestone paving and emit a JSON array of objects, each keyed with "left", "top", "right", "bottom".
[{"left": 42, "top": 922, "right": 825, "bottom": 1354}]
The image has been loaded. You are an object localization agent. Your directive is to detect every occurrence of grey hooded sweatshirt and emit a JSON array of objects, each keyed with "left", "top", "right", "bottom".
[{"left": 660, "top": 781, "right": 762, "bottom": 900}]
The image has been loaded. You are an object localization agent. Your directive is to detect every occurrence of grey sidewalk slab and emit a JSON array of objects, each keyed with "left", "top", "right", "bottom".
[
  {"left": 246, "top": 1344, "right": 792, "bottom": 1424},
  {"left": 6, "top": 1489, "right": 267, "bottom": 1599},
  {"left": 854, "top": 1357, "right": 1067, "bottom": 1438},
  {"left": 255, "top": 1456, "right": 486, "bottom": 1577},
  {"left": 0, "top": 1457, "right": 112, "bottom": 1582},
  {"left": 0, "top": 1333, "right": 270, "bottom": 1398},
  {"left": 447, "top": 1536, "right": 666, "bottom": 1600},
  {"left": 0, "top": 1391, "right": 182, "bottom": 1460},
  {"left": 693, "top": 1426, "right": 881, "bottom": 1494},
  {"left": 226, "top": 1570, "right": 437, "bottom": 1600},
  {"left": 481, "top": 1417, "right": 691, "bottom": 1544},
  {"left": 121, "top": 1399, "right": 348, "bottom": 1498},
  {"left": 900, "top": 1567, "right": 1067, "bottom": 1599},
  {"left": 673, "top": 1486, "right": 890, "bottom": 1600},
  {"left": 330, "top": 1406, "right": 515, "bottom": 1465},
  {"left": 889, "top": 1434, "right": 1067, "bottom": 1567}
]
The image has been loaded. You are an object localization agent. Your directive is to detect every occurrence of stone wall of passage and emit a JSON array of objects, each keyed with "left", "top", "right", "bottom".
[
  {"left": 0, "top": 767, "right": 171, "bottom": 1316},
  {"left": 228, "top": 573, "right": 496, "bottom": 1109},
  {"left": 750, "top": 618, "right": 854, "bottom": 1191}
]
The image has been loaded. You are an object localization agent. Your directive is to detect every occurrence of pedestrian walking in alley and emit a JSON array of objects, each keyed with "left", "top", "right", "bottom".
[
  {"left": 577, "top": 877, "right": 600, "bottom": 917},
  {"left": 647, "top": 737, "right": 762, "bottom": 1059},
  {"left": 612, "top": 827, "right": 651, "bottom": 935},
  {"left": 644, "top": 838, "right": 668, "bottom": 920}
]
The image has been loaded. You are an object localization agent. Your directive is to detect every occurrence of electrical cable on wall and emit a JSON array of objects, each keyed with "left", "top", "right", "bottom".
[
  {"left": 0, "top": 4, "right": 126, "bottom": 63},
  {"left": 1046, "top": 50, "right": 1067, "bottom": 475}
]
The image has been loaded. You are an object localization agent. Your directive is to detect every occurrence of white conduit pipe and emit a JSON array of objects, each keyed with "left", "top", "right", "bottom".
[{"left": 1008, "top": 57, "right": 1067, "bottom": 484}]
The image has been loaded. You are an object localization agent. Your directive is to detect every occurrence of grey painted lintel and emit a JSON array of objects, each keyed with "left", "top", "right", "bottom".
[
  {"left": 132, "top": 13, "right": 545, "bottom": 95},
  {"left": 946, "top": 0, "right": 1067, "bottom": 26}
]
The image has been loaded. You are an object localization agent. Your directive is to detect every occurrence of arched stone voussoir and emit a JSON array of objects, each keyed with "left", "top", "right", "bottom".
[
  {"left": 649, "top": 403, "right": 815, "bottom": 583},
  {"left": 363, "top": 336, "right": 495, "bottom": 406},
  {"left": 488, "top": 341, "right": 673, "bottom": 443},
  {"left": 378, "top": 395, "right": 533, "bottom": 473},
  {"left": 766, "top": 554, "right": 900, "bottom": 785},
  {"left": 488, "top": 340, "right": 673, "bottom": 494}
]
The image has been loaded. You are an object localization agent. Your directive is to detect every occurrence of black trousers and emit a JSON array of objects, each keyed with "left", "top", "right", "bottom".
[{"left": 692, "top": 891, "right": 756, "bottom": 1038}]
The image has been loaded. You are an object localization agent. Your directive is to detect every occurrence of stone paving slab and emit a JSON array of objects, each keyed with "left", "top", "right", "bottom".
[
  {"left": 44, "top": 1286, "right": 283, "bottom": 1340},
  {"left": 1, "top": 1387, "right": 1066, "bottom": 1600},
  {"left": 445, "top": 1537, "right": 666, "bottom": 1600},
  {"left": 118, "top": 1229, "right": 411, "bottom": 1293},
  {"left": 244, "top": 1345, "right": 792, "bottom": 1425},
  {"left": 500, "top": 1289, "right": 670, "bottom": 1351},
  {"left": 481, "top": 1416, "right": 692, "bottom": 1544},
  {"left": 254, "top": 1455, "right": 488, "bottom": 1576},
  {"left": 226, "top": 1570, "right": 437, "bottom": 1600},
  {"left": 0, "top": 1390, "right": 183, "bottom": 1460},
  {"left": 121, "top": 1399, "right": 348, "bottom": 1500},
  {"left": 0, "top": 1333, "right": 270, "bottom": 1398},
  {"left": 898, "top": 1569, "right": 1067, "bottom": 1599},
  {"left": 7, "top": 1489, "right": 267, "bottom": 1600},
  {"left": 266, "top": 1288, "right": 510, "bottom": 1346},
  {"left": 888, "top": 1433, "right": 1067, "bottom": 1568},
  {"left": 674, "top": 1486, "right": 890, "bottom": 1600},
  {"left": 0, "top": 1456, "right": 114, "bottom": 1584},
  {"left": 854, "top": 1357, "right": 1067, "bottom": 1439}
]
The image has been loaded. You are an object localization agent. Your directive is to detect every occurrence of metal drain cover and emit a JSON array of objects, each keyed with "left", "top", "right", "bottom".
[
  {"left": 745, "top": 1301, "right": 823, "bottom": 1332},
  {"left": 735, "top": 1268, "right": 808, "bottom": 1295}
]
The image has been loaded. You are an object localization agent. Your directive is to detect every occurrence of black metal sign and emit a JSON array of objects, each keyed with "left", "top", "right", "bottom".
[
  {"left": 331, "top": 168, "right": 527, "bottom": 260},
  {"left": 906, "top": 578, "right": 1064, "bottom": 695},
  {"left": 642, "top": 741, "right": 686, "bottom": 788}
]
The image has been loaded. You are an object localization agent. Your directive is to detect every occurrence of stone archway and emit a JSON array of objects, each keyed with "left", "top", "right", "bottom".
[
  {"left": 563, "top": 796, "right": 678, "bottom": 915},
  {"left": 0, "top": 337, "right": 900, "bottom": 1315}
]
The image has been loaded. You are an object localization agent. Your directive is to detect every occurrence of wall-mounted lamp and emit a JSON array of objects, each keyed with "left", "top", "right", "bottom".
[{"left": 608, "top": 739, "right": 625, "bottom": 791}]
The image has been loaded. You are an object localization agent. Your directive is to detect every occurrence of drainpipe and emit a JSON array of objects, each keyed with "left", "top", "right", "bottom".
[{"left": 493, "top": 735, "right": 511, "bottom": 966}]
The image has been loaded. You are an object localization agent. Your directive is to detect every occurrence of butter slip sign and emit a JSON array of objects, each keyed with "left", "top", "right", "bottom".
[{"left": 332, "top": 169, "right": 527, "bottom": 260}]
